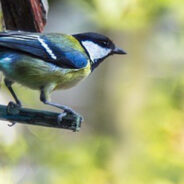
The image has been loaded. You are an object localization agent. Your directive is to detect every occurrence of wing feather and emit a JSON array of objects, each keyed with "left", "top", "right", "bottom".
[{"left": 0, "top": 31, "right": 88, "bottom": 69}]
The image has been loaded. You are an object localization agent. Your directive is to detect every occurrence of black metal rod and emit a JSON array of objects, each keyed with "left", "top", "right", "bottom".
[{"left": 0, "top": 102, "right": 82, "bottom": 132}]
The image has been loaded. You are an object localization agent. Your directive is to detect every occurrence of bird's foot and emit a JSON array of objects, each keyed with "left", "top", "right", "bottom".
[
  {"left": 57, "top": 112, "right": 67, "bottom": 126},
  {"left": 6, "top": 101, "right": 22, "bottom": 127},
  {"left": 7, "top": 101, "right": 21, "bottom": 113},
  {"left": 57, "top": 107, "right": 84, "bottom": 127},
  {"left": 64, "top": 108, "right": 84, "bottom": 122}
]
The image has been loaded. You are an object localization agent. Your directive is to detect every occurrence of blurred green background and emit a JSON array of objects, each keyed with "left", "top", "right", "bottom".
[{"left": 0, "top": 0, "right": 184, "bottom": 183}]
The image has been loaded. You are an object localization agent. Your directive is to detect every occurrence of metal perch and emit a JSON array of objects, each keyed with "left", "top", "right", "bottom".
[{"left": 0, "top": 102, "right": 82, "bottom": 131}]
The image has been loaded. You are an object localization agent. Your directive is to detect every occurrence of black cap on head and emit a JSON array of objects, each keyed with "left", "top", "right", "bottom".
[{"left": 73, "top": 32, "right": 126, "bottom": 55}]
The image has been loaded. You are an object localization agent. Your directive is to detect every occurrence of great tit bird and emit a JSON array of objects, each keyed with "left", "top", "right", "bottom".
[{"left": 0, "top": 31, "right": 126, "bottom": 123}]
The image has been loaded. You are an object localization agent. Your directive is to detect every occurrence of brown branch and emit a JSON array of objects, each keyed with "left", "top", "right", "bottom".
[{"left": 0, "top": 0, "right": 48, "bottom": 32}]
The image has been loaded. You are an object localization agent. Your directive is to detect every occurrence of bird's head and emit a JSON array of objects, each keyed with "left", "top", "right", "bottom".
[{"left": 73, "top": 32, "right": 126, "bottom": 70}]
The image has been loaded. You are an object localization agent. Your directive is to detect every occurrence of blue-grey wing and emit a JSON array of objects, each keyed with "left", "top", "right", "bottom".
[{"left": 0, "top": 31, "right": 88, "bottom": 69}]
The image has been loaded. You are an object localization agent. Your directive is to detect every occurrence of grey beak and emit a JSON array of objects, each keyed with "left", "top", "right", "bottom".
[{"left": 113, "top": 47, "right": 127, "bottom": 55}]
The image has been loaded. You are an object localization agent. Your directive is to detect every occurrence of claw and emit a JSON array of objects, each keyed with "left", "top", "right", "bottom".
[
  {"left": 6, "top": 101, "right": 21, "bottom": 127},
  {"left": 57, "top": 112, "right": 67, "bottom": 126},
  {"left": 79, "top": 115, "right": 84, "bottom": 122},
  {"left": 64, "top": 109, "right": 84, "bottom": 122},
  {"left": 8, "top": 121, "right": 16, "bottom": 127},
  {"left": 7, "top": 101, "right": 21, "bottom": 115}
]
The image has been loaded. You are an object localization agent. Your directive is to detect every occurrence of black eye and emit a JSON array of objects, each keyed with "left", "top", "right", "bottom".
[
  {"left": 103, "top": 41, "right": 107, "bottom": 45},
  {"left": 101, "top": 41, "right": 109, "bottom": 47}
]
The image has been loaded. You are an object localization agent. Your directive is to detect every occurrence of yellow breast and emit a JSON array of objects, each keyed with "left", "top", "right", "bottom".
[{"left": 55, "top": 62, "right": 91, "bottom": 90}]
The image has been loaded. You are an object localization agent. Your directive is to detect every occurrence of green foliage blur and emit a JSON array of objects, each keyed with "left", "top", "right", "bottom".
[{"left": 1, "top": 0, "right": 184, "bottom": 183}]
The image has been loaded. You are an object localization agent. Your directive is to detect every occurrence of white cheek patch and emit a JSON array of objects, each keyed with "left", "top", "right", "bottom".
[{"left": 82, "top": 40, "right": 111, "bottom": 63}]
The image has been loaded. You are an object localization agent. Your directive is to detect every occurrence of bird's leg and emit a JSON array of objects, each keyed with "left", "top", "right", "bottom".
[
  {"left": 4, "top": 78, "right": 22, "bottom": 126},
  {"left": 40, "top": 89, "right": 83, "bottom": 124},
  {"left": 4, "top": 78, "right": 22, "bottom": 106}
]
